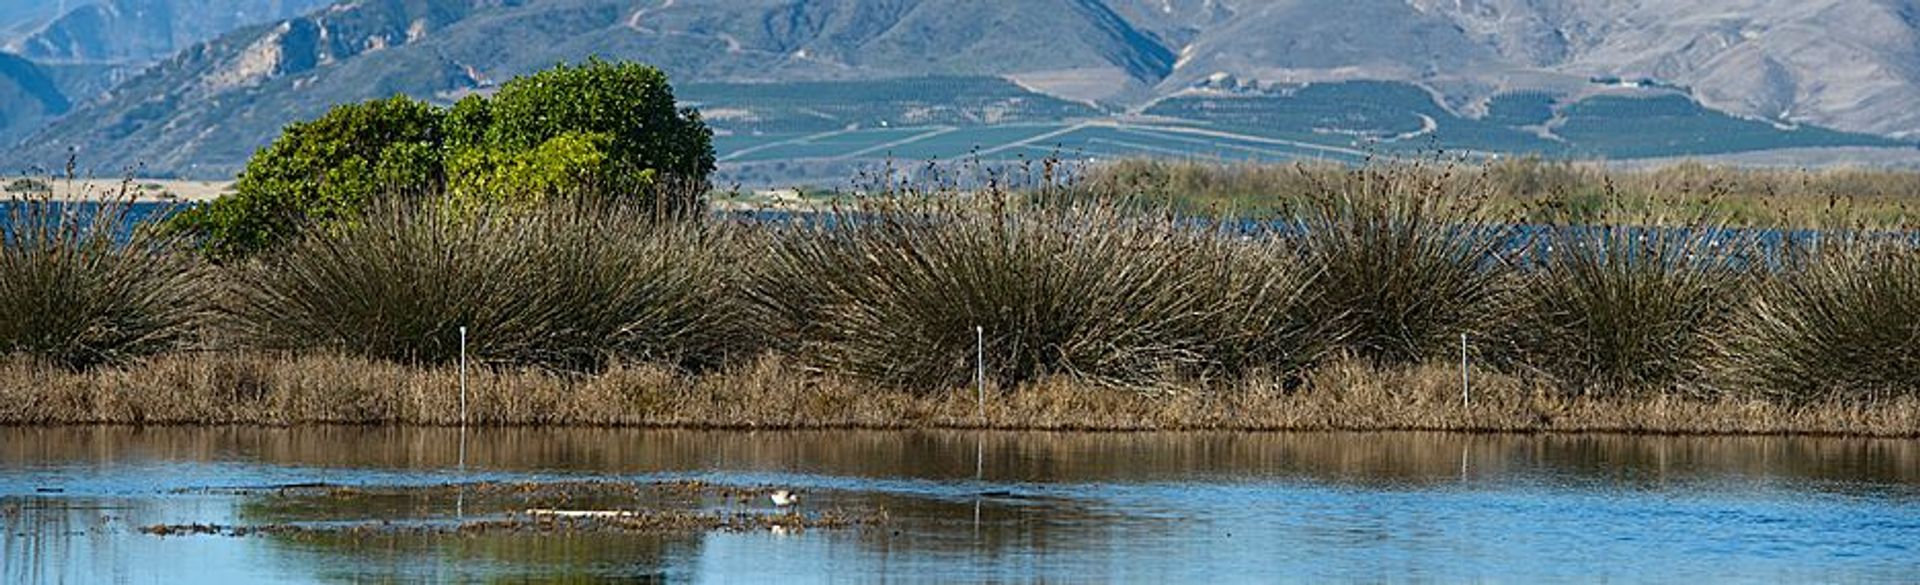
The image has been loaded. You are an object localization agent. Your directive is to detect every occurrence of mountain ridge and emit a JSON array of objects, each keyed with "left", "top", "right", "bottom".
[{"left": 8, "top": 0, "right": 1920, "bottom": 179}]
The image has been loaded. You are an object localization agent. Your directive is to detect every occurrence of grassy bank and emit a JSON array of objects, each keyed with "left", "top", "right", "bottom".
[
  {"left": 2, "top": 353, "right": 1913, "bottom": 436},
  {"left": 3, "top": 162, "right": 1917, "bottom": 435}
]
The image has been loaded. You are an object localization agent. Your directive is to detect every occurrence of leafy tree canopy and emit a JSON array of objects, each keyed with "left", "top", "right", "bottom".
[{"left": 171, "top": 59, "right": 713, "bottom": 259}]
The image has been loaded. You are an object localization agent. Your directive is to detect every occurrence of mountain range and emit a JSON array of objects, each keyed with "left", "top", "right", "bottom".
[
  {"left": 5, "top": 0, "right": 1920, "bottom": 180},
  {"left": 0, "top": 0, "right": 331, "bottom": 149},
  {"left": 3, "top": 0, "right": 332, "bottom": 64}
]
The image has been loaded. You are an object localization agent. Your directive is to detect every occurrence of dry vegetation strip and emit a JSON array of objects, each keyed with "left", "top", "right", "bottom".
[
  {"left": 3, "top": 354, "right": 1911, "bottom": 437},
  {"left": 1086, "top": 159, "right": 1920, "bottom": 227}
]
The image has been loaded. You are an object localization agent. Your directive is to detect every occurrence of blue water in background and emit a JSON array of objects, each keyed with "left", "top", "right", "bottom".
[{"left": 4, "top": 201, "right": 1912, "bottom": 270}]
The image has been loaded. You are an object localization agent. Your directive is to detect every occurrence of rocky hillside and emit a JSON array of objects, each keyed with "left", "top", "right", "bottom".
[
  {"left": 8, "top": 0, "right": 1920, "bottom": 178},
  {"left": 1412, "top": 0, "right": 1920, "bottom": 139},
  {"left": 5, "top": 0, "right": 333, "bottom": 65},
  {"left": 0, "top": 52, "right": 68, "bottom": 146}
]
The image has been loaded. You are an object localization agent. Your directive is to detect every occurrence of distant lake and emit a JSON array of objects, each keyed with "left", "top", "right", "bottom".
[
  {"left": 3, "top": 428, "right": 1915, "bottom": 582},
  {"left": 5, "top": 202, "right": 1910, "bottom": 270}
]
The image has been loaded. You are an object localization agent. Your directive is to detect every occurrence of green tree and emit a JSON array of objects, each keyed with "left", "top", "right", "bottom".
[
  {"left": 169, "top": 96, "right": 445, "bottom": 259},
  {"left": 446, "top": 58, "right": 713, "bottom": 212},
  {"left": 176, "top": 59, "right": 713, "bottom": 259}
]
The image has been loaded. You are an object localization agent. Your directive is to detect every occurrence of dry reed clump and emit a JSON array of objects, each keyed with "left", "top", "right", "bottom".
[
  {"left": 1290, "top": 163, "right": 1518, "bottom": 365},
  {"left": 226, "top": 199, "right": 750, "bottom": 372},
  {"left": 1497, "top": 223, "right": 1757, "bottom": 396},
  {"left": 1722, "top": 240, "right": 1920, "bottom": 402},
  {"left": 0, "top": 184, "right": 212, "bottom": 369},
  {"left": 747, "top": 196, "right": 1327, "bottom": 390}
]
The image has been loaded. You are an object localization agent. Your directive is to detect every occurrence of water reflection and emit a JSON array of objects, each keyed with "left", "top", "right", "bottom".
[
  {"left": 4, "top": 427, "right": 1914, "bottom": 489},
  {"left": 1, "top": 427, "right": 1915, "bottom": 582}
]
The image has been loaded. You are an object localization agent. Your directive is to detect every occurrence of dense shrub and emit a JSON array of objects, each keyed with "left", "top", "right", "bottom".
[
  {"left": 227, "top": 200, "right": 746, "bottom": 372},
  {"left": 1, "top": 190, "right": 211, "bottom": 368},
  {"left": 1499, "top": 225, "right": 1754, "bottom": 395},
  {"left": 174, "top": 59, "right": 713, "bottom": 259},
  {"left": 1723, "top": 241, "right": 1920, "bottom": 401}
]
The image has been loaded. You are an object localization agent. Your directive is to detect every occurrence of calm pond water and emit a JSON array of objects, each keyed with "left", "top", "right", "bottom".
[{"left": 2, "top": 427, "right": 1916, "bottom": 582}]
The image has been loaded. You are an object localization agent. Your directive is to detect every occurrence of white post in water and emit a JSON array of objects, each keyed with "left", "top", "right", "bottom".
[
  {"left": 975, "top": 326, "right": 986, "bottom": 422},
  {"left": 1460, "top": 333, "right": 1470, "bottom": 410},
  {"left": 459, "top": 326, "right": 469, "bottom": 428}
]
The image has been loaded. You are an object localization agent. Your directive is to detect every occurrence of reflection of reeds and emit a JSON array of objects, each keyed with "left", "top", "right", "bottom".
[{"left": 193, "top": 429, "right": 1898, "bottom": 487}]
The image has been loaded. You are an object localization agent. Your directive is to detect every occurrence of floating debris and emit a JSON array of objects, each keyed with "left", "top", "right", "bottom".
[{"left": 140, "top": 523, "right": 224, "bottom": 537}]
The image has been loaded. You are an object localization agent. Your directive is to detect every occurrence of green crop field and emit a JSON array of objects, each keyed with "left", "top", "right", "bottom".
[{"left": 1553, "top": 95, "right": 1900, "bottom": 158}]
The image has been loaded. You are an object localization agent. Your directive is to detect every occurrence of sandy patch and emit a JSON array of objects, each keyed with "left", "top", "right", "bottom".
[{"left": 4, "top": 178, "right": 234, "bottom": 203}]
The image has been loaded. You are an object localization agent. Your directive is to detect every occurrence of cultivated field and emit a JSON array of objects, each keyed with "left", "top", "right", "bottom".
[{"left": 698, "top": 77, "right": 1917, "bottom": 187}]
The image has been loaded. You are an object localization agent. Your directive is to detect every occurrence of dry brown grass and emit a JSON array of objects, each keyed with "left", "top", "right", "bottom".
[{"left": 1, "top": 353, "right": 1910, "bottom": 437}]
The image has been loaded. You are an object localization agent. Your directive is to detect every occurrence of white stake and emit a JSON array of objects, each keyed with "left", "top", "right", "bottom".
[
  {"left": 975, "top": 325, "right": 986, "bottom": 422},
  {"left": 1460, "top": 333, "right": 1470, "bottom": 410},
  {"left": 459, "top": 326, "right": 469, "bottom": 428}
]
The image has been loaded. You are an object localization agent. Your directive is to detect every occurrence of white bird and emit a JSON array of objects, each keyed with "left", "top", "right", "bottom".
[{"left": 770, "top": 489, "right": 801, "bottom": 508}]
